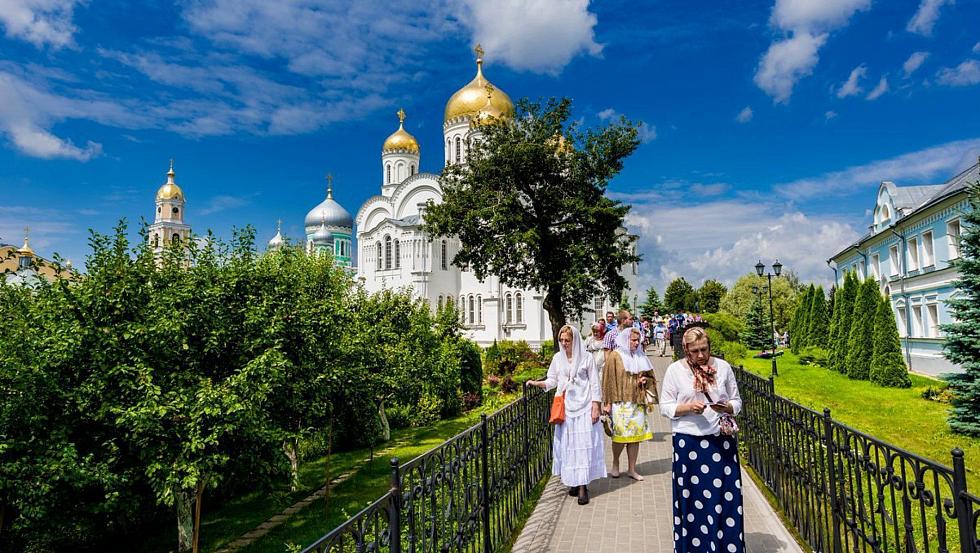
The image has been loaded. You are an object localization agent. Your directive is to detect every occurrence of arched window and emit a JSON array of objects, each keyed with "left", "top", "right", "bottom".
[
  {"left": 455, "top": 137, "right": 461, "bottom": 164},
  {"left": 505, "top": 293, "right": 513, "bottom": 324},
  {"left": 394, "top": 239, "right": 400, "bottom": 268},
  {"left": 376, "top": 242, "right": 382, "bottom": 269},
  {"left": 172, "top": 233, "right": 180, "bottom": 245},
  {"left": 438, "top": 296, "right": 443, "bottom": 310},
  {"left": 468, "top": 295, "right": 475, "bottom": 324},
  {"left": 446, "top": 139, "right": 451, "bottom": 165},
  {"left": 441, "top": 240, "right": 448, "bottom": 270},
  {"left": 459, "top": 295, "right": 465, "bottom": 322},
  {"left": 386, "top": 164, "right": 391, "bottom": 184},
  {"left": 515, "top": 293, "right": 523, "bottom": 323},
  {"left": 172, "top": 207, "right": 179, "bottom": 216},
  {"left": 157, "top": 207, "right": 161, "bottom": 214},
  {"left": 477, "top": 295, "right": 482, "bottom": 324},
  {"left": 410, "top": 164, "right": 416, "bottom": 175},
  {"left": 153, "top": 234, "right": 160, "bottom": 248},
  {"left": 384, "top": 235, "right": 392, "bottom": 269}
]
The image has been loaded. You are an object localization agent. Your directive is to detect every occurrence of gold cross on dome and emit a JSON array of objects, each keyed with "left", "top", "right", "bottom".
[
  {"left": 23, "top": 225, "right": 29, "bottom": 240},
  {"left": 484, "top": 83, "right": 494, "bottom": 99},
  {"left": 397, "top": 108, "right": 406, "bottom": 123},
  {"left": 326, "top": 173, "right": 333, "bottom": 187},
  {"left": 474, "top": 44, "right": 484, "bottom": 60}
]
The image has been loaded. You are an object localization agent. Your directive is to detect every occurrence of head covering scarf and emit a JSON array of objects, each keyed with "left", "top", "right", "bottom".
[
  {"left": 615, "top": 327, "right": 652, "bottom": 374},
  {"left": 684, "top": 336, "right": 717, "bottom": 393},
  {"left": 556, "top": 325, "right": 585, "bottom": 383}
]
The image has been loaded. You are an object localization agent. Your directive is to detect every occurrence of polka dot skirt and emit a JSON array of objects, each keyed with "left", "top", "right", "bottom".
[{"left": 671, "top": 433, "right": 744, "bottom": 553}]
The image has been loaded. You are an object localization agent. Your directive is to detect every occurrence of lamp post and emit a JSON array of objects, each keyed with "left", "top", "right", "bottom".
[{"left": 755, "top": 259, "right": 783, "bottom": 377}]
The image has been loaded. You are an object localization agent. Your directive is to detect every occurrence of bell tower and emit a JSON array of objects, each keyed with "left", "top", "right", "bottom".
[{"left": 148, "top": 160, "right": 192, "bottom": 255}]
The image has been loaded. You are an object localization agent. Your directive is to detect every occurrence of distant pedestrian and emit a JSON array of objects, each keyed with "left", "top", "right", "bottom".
[
  {"left": 660, "top": 327, "right": 744, "bottom": 553},
  {"left": 604, "top": 311, "right": 616, "bottom": 332},
  {"left": 528, "top": 325, "right": 605, "bottom": 505},
  {"left": 653, "top": 320, "right": 667, "bottom": 356}
]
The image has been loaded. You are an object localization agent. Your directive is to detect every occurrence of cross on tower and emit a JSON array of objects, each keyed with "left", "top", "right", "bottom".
[
  {"left": 474, "top": 44, "right": 484, "bottom": 60},
  {"left": 325, "top": 173, "right": 334, "bottom": 198},
  {"left": 397, "top": 108, "right": 406, "bottom": 124}
]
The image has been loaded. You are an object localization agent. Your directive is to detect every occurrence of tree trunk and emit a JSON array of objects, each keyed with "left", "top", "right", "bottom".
[
  {"left": 283, "top": 439, "right": 300, "bottom": 492},
  {"left": 542, "top": 287, "right": 565, "bottom": 354},
  {"left": 377, "top": 400, "right": 390, "bottom": 442},
  {"left": 192, "top": 479, "right": 205, "bottom": 553},
  {"left": 176, "top": 488, "right": 194, "bottom": 553}
]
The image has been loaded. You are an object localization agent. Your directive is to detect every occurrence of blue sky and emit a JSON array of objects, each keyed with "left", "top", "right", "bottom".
[{"left": 1, "top": 0, "right": 979, "bottom": 292}]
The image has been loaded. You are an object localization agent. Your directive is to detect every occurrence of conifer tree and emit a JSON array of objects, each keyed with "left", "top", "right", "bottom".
[
  {"left": 943, "top": 179, "right": 980, "bottom": 436},
  {"left": 740, "top": 298, "right": 769, "bottom": 350},
  {"left": 805, "top": 286, "right": 829, "bottom": 348},
  {"left": 828, "top": 271, "right": 858, "bottom": 373},
  {"left": 788, "top": 286, "right": 808, "bottom": 354},
  {"left": 870, "top": 293, "right": 911, "bottom": 387},
  {"left": 845, "top": 278, "right": 880, "bottom": 380},
  {"left": 793, "top": 286, "right": 814, "bottom": 352}
]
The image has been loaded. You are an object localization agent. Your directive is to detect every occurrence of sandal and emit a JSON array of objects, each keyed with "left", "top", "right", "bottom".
[{"left": 577, "top": 488, "right": 590, "bottom": 505}]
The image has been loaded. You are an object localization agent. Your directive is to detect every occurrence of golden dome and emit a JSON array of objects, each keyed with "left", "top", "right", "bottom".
[
  {"left": 444, "top": 45, "right": 514, "bottom": 123},
  {"left": 382, "top": 109, "right": 420, "bottom": 154},
  {"left": 156, "top": 161, "right": 185, "bottom": 201},
  {"left": 16, "top": 229, "right": 34, "bottom": 257}
]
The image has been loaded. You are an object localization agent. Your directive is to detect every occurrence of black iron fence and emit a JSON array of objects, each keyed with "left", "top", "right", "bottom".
[
  {"left": 735, "top": 366, "right": 980, "bottom": 553},
  {"left": 300, "top": 384, "right": 554, "bottom": 553}
]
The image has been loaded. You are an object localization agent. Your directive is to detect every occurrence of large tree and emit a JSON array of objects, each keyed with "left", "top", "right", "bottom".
[
  {"left": 870, "top": 292, "right": 911, "bottom": 388},
  {"left": 790, "top": 285, "right": 813, "bottom": 353},
  {"left": 828, "top": 271, "right": 859, "bottom": 373},
  {"left": 639, "top": 287, "right": 663, "bottom": 317},
  {"left": 423, "top": 97, "right": 640, "bottom": 348},
  {"left": 943, "top": 179, "right": 980, "bottom": 435},
  {"left": 697, "top": 279, "right": 727, "bottom": 313},
  {"left": 805, "top": 286, "right": 829, "bottom": 348},
  {"left": 664, "top": 277, "right": 696, "bottom": 313},
  {"left": 740, "top": 297, "right": 769, "bottom": 350},
  {"left": 845, "top": 278, "right": 880, "bottom": 380},
  {"left": 719, "top": 273, "right": 798, "bottom": 331}
]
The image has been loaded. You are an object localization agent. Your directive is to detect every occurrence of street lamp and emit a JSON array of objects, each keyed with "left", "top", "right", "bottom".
[{"left": 755, "top": 259, "right": 782, "bottom": 377}]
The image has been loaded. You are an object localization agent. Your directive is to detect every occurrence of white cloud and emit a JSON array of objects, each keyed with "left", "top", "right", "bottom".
[
  {"left": 596, "top": 108, "right": 619, "bottom": 121},
  {"left": 973, "top": 42, "right": 980, "bottom": 54},
  {"left": 836, "top": 64, "right": 866, "bottom": 98},
  {"left": 199, "top": 195, "right": 252, "bottom": 215},
  {"left": 937, "top": 59, "right": 980, "bottom": 86},
  {"left": 455, "top": 0, "right": 601, "bottom": 74},
  {"left": 754, "top": 31, "right": 827, "bottom": 103},
  {"left": 637, "top": 122, "right": 657, "bottom": 143},
  {"left": 825, "top": 110, "right": 838, "bottom": 120},
  {"left": 0, "top": 0, "right": 80, "bottom": 49},
  {"left": 779, "top": 137, "right": 980, "bottom": 199},
  {"left": 627, "top": 200, "right": 859, "bottom": 291},
  {"left": 902, "top": 51, "right": 929, "bottom": 77},
  {"left": 865, "top": 76, "right": 889, "bottom": 100},
  {"left": 735, "top": 106, "right": 753, "bottom": 123},
  {"left": 754, "top": 0, "right": 871, "bottom": 103},
  {"left": 907, "top": 0, "right": 954, "bottom": 36}
]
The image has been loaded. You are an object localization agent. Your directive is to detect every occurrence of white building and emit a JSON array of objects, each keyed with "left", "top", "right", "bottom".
[
  {"left": 355, "top": 48, "right": 639, "bottom": 347},
  {"left": 148, "top": 160, "right": 191, "bottom": 255}
]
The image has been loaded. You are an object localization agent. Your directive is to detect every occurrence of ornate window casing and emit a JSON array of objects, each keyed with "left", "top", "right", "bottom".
[
  {"left": 384, "top": 235, "right": 392, "bottom": 269},
  {"left": 394, "top": 239, "right": 400, "bottom": 269},
  {"left": 386, "top": 164, "right": 391, "bottom": 184},
  {"left": 515, "top": 293, "right": 523, "bottom": 323},
  {"left": 468, "top": 295, "right": 475, "bottom": 324},
  {"left": 505, "top": 293, "right": 513, "bottom": 324},
  {"left": 455, "top": 137, "right": 461, "bottom": 164}
]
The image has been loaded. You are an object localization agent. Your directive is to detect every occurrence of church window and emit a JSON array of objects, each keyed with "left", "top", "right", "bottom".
[
  {"left": 384, "top": 235, "right": 392, "bottom": 269},
  {"left": 459, "top": 295, "right": 465, "bottom": 322},
  {"left": 411, "top": 164, "right": 416, "bottom": 175},
  {"left": 172, "top": 233, "right": 180, "bottom": 245},
  {"left": 441, "top": 240, "right": 448, "bottom": 270},
  {"left": 477, "top": 295, "right": 482, "bottom": 324},
  {"left": 172, "top": 207, "right": 179, "bottom": 216},
  {"left": 394, "top": 240, "right": 400, "bottom": 269},
  {"left": 153, "top": 234, "right": 160, "bottom": 248},
  {"left": 468, "top": 295, "right": 475, "bottom": 324},
  {"left": 446, "top": 139, "right": 451, "bottom": 165},
  {"left": 455, "top": 137, "right": 461, "bottom": 164},
  {"left": 594, "top": 296, "right": 603, "bottom": 321},
  {"left": 438, "top": 296, "right": 443, "bottom": 310},
  {"left": 505, "top": 293, "right": 513, "bottom": 324},
  {"left": 157, "top": 207, "right": 161, "bottom": 214},
  {"left": 376, "top": 242, "right": 382, "bottom": 269},
  {"left": 515, "top": 293, "right": 523, "bottom": 323},
  {"left": 386, "top": 164, "right": 391, "bottom": 184}
]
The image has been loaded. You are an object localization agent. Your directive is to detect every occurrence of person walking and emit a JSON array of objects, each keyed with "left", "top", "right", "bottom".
[
  {"left": 660, "top": 327, "right": 744, "bottom": 553},
  {"left": 601, "top": 327, "right": 654, "bottom": 480},
  {"left": 527, "top": 325, "right": 605, "bottom": 505},
  {"left": 653, "top": 319, "right": 667, "bottom": 357},
  {"left": 584, "top": 322, "right": 606, "bottom": 382}
]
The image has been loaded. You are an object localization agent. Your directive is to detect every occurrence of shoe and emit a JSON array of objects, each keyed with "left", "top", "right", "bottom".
[
  {"left": 577, "top": 488, "right": 590, "bottom": 505},
  {"left": 569, "top": 487, "right": 578, "bottom": 496}
]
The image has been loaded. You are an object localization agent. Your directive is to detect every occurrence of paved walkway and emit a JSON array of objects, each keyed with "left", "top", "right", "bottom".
[{"left": 512, "top": 353, "right": 804, "bottom": 553}]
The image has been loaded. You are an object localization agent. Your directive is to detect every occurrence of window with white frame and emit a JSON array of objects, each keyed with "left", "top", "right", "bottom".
[
  {"left": 459, "top": 295, "right": 465, "bottom": 321},
  {"left": 515, "top": 293, "right": 524, "bottom": 323},
  {"left": 376, "top": 242, "right": 382, "bottom": 270},
  {"left": 505, "top": 293, "right": 513, "bottom": 324},
  {"left": 594, "top": 296, "right": 603, "bottom": 321},
  {"left": 477, "top": 295, "right": 482, "bottom": 324},
  {"left": 896, "top": 306, "right": 907, "bottom": 337},
  {"left": 871, "top": 253, "right": 880, "bottom": 280},
  {"left": 907, "top": 236, "right": 919, "bottom": 271},
  {"left": 889, "top": 245, "right": 900, "bottom": 276},
  {"left": 911, "top": 305, "right": 923, "bottom": 337},
  {"left": 927, "top": 303, "right": 940, "bottom": 338},
  {"left": 441, "top": 240, "right": 448, "bottom": 270},
  {"left": 468, "top": 295, "right": 475, "bottom": 324},
  {"left": 384, "top": 235, "right": 392, "bottom": 269},
  {"left": 947, "top": 219, "right": 962, "bottom": 259},
  {"left": 922, "top": 231, "right": 934, "bottom": 267},
  {"left": 858, "top": 260, "right": 865, "bottom": 279},
  {"left": 394, "top": 240, "right": 400, "bottom": 269}
]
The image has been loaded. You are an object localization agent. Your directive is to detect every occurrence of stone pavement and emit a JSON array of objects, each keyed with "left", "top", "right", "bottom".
[{"left": 512, "top": 353, "right": 803, "bottom": 553}]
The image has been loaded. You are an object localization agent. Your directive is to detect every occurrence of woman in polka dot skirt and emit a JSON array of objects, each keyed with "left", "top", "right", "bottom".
[{"left": 660, "top": 327, "right": 744, "bottom": 553}]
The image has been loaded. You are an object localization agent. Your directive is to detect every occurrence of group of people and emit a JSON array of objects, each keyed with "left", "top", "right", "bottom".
[{"left": 527, "top": 310, "right": 745, "bottom": 553}]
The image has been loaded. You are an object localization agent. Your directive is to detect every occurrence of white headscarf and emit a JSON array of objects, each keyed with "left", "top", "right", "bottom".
[
  {"left": 549, "top": 325, "right": 596, "bottom": 416},
  {"left": 555, "top": 325, "right": 585, "bottom": 384},
  {"left": 615, "top": 326, "right": 652, "bottom": 374}
]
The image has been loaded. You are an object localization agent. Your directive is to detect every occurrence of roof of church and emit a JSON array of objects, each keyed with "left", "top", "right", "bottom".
[{"left": 387, "top": 215, "right": 421, "bottom": 227}]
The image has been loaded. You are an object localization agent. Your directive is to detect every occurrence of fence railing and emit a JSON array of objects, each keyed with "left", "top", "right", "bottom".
[
  {"left": 300, "top": 384, "right": 554, "bottom": 553},
  {"left": 735, "top": 365, "right": 980, "bottom": 553}
]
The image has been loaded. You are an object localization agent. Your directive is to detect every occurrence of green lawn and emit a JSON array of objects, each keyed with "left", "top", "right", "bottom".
[{"left": 739, "top": 351, "right": 980, "bottom": 491}]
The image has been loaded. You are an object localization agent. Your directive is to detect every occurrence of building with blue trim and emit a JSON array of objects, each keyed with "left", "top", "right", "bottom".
[{"left": 829, "top": 160, "right": 977, "bottom": 376}]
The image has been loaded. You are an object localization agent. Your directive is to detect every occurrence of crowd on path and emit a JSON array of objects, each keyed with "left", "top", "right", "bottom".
[{"left": 527, "top": 310, "right": 745, "bottom": 553}]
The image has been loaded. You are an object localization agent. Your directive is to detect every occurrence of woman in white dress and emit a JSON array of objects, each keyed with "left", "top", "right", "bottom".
[
  {"left": 528, "top": 325, "right": 606, "bottom": 505},
  {"left": 583, "top": 322, "right": 606, "bottom": 381}
]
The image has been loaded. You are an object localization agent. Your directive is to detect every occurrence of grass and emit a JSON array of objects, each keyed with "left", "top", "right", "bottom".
[{"left": 739, "top": 350, "right": 980, "bottom": 494}]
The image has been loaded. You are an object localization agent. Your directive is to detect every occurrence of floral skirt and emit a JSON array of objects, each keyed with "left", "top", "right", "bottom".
[{"left": 610, "top": 401, "right": 652, "bottom": 443}]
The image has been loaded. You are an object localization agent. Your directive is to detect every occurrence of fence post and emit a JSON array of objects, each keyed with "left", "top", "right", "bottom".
[
  {"left": 389, "top": 457, "right": 402, "bottom": 553},
  {"left": 822, "top": 409, "right": 843, "bottom": 553},
  {"left": 951, "top": 448, "right": 973, "bottom": 553},
  {"left": 481, "top": 413, "right": 492, "bottom": 553},
  {"left": 767, "top": 375, "right": 778, "bottom": 489}
]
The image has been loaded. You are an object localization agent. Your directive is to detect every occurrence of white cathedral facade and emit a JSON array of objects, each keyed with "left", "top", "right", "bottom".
[{"left": 352, "top": 48, "right": 639, "bottom": 347}]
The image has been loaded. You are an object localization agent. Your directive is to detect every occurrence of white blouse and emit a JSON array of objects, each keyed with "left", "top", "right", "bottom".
[{"left": 659, "top": 357, "right": 742, "bottom": 437}]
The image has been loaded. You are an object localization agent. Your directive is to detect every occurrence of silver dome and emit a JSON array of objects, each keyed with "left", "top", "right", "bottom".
[
  {"left": 305, "top": 189, "right": 353, "bottom": 230},
  {"left": 310, "top": 223, "right": 333, "bottom": 245}
]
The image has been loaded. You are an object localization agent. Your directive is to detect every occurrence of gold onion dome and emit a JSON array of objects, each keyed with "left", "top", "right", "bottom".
[
  {"left": 444, "top": 45, "right": 514, "bottom": 123},
  {"left": 156, "top": 160, "right": 184, "bottom": 201},
  {"left": 382, "top": 109, "right": 420, "bottom": 153},
  {"left": 16, "top": 228, "right": 34, "bottom": 257}
]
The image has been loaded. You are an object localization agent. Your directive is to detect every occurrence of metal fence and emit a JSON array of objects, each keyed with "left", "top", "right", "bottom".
[
  {"left": 300, "top": 384, "right": 554, "bottom": 553},
  {"left": 735, "top": 365, "right": 980, "bottom": 553}
]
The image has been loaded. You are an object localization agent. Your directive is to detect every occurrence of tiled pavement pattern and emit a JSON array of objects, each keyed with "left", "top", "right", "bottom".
[{"left": 512, "top": 353, "right": 804, "bottom": 553}]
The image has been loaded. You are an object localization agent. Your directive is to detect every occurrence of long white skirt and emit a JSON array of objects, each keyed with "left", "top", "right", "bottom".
[{"left": 552, "top": 410, "right": 607, "bottom": 487}]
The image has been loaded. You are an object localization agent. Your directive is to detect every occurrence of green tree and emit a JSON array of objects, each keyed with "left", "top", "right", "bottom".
[
  {"left": 719, "top": 273, "right": 798, "bottom": 331},
  {"left": 740, "top": 298, "right": 769, "bottom": 350},
  {"left": 943, "top": 179, "right": 980, "bottom": 435},
  {"left": 845, "top": 278, "right": 880, "bottom": 380},
  {"left": 870, "top": 293, "right": 911, "bottom": 387},
  {"left": 664, "top": 277, "right": 696, "bottom": 313},
  {"left": 422, "top": 97, "right": 640, "bottom": 348},
  {"left": 790, "top": 286, "right": 813, "bottom": 353},
  {"left": 828, "top": 271, "right": 859, "bottom": 373},
  {"left": 697, "top": 279, "right": 727, "bottom": 313},
  {"left": 805, "top": 286, "right": 829, "bottom": 348},
  {"left": 619, "top": 292, "right": 632, "bottom": 312},
  {"left": 639, "top": 287, "right": 663, "bottom": 317}
]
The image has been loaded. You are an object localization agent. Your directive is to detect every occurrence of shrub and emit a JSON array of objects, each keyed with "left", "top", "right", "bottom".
[
  {"left": 487, "top": 374, "right": 501, "bottom": 388},
  {"left": 484, "top": 340, "right": 539, "bottom": 375},
  {"left": 921, "top": 385, "right": 954, "bottom": 404},
  {"left": 869, "top": 293, "right": 911, "bottom": 388},
  {"left": 411, "top": 394, "right": 443, "bottom": 428},
  {"left": 703, "top": 312, "right": 745, "bottom": 342},
  {"left": 715, "top": 340, "right": 747, "bottom": 362},
  {"left": 385, "top": 403, "right": 413, "bottom": 429},
  {"left": 459, "top": 340, "right": 483, "bottom": 397},
  {"left": 799, "top": 346, "right": 829, "bottom": 367},
  {"left": 845, "top": 278, "right": 880, "bottom": 380},
  {"left": 501, "top": 375, "right": 519, "bottom": 394},
  {"left": 538, "top": 340, "right": 555, "bottom": 356},
  {"left": 462, "top": 392, "right": 482, "bottom": 411}
]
